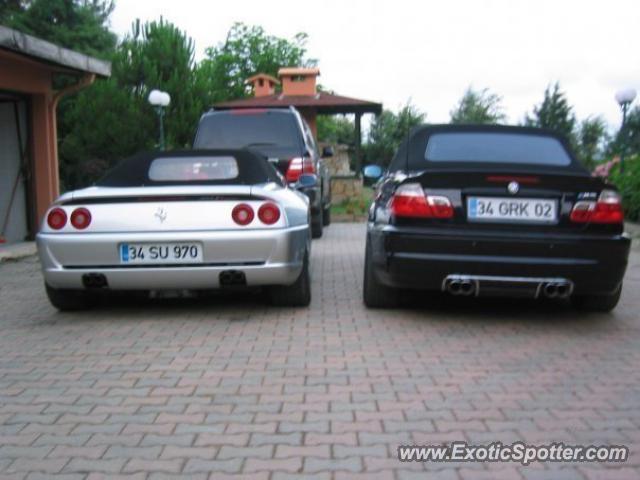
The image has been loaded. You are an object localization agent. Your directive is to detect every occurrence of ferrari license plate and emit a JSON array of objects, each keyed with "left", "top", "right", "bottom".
[
  {"left": 119, "top": 242, "right": 203, "bottom": 264},
  {"left": 467, "top": 197, "right": 557, "bottom": 224}
]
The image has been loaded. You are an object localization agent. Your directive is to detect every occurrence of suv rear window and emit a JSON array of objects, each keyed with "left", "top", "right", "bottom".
[
  {"left": 194, "top": 112, "right": 300, "bottom": 150},
  {"left": 425, "top": 132, "right": 572, "bottom": 166},
  {"left": 149, "top": 156, "right": 238, "bottom": 182}
]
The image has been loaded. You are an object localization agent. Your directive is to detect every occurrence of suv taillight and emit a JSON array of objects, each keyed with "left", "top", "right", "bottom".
[
  {"left": 286, "top": 157, "right": 315, "bottom": 183},
  {"left": 389, "top": 183, "right": 454, "bottom": 219},
  {"left": 570, "top": 189, "right": 624, "bottom": 224}
]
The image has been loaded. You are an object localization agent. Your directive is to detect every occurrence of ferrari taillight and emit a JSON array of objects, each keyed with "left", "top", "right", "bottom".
[
  {"left": 232, "top": 204, "right": 254, "bottom": 226},
  {"left": 570, "top": 190, "right": 624, "bottom": 224},
  {"left": 258, "top": 203, "right": 280, "bottom": 225},
  {"left": 47, "top": 208, "right": 67, "bottom": 230},
  {"left": 389, "top": 183, "right": 454, "bottom": 219},
  {"left": 286, "top": 157, "right": 315, "bottom": 182},
  {"left": 70, "top": 208, "right": 92, "bottom": 230}
]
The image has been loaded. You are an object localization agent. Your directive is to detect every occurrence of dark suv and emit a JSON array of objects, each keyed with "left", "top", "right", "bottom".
[{"left": 193, "top": 107, "right": 332, "bottom": 238}]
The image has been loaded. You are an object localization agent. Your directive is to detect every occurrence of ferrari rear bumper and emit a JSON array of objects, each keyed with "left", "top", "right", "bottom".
[{"left": 37, "top": 225, "right": 309, "bottom": 290}]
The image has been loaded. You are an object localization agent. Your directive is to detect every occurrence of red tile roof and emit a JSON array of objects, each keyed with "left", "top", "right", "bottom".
[{"left": 214, "top": 92, "right": 382, "bottom": 115}]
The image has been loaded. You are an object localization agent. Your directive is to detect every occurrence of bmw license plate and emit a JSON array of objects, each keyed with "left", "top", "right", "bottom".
[
  {"left": 119, "top": 243, "right": 203, "bottom": 264},
  {"left": 467, "top": 197, "right": 557, "bottom": 224}
]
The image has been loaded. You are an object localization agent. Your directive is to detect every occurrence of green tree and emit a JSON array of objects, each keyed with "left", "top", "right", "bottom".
[
  {"left": 450, "top": 87, "right": 505, "bottom": 125},
  {"left": 196, "top": 23, "right": 316, "bottom": 103},
  {"left": 0, "top": 0, "right": 23, "bottom": 22},
  {"left": 363, "top": 102, "right": 425, "bottom": 168},
  {"left": 525, "top": 82, "right": 576, "bottom": 143},
  {"left": 576, "top": 116, "right": 607, "bottom": 169},
  {"left": 317, "top": 115, "right": 354, "bottom": 144},
  {"left": 59, "top": 18, "right": 207, "bottom": 189},
  {"left": 607, "top": 106, "right": 640, "bottom": 160},
  {"left": 2, "top": 0, "right": 116, "bottom": 58}
]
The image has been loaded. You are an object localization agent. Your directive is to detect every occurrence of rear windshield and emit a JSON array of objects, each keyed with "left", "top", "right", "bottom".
[
  {"left": 425, "top": 132, "right": 572, "bottom": 166},
  {"left": 194, "top": 112, "right": 300, "bottom": 150},
  {"left": 97, "top": 150, "right": 283, "bottom": 187},
  {"left": 149, "top": 156, "right": 238, "bottom": 182}
]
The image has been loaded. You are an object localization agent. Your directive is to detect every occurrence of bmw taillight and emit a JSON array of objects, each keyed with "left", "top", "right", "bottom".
[
  {"left": 286, "top": 157, "right": 315, "bottom": 183},
  {"left": 389, "top": 183, "right": 454, "bottom": 219},
  {"left": 258, "top": 202, "right": 280, "bottom": 225},
  {"left": 232, "top": 204, "right": 254, "bottom": 226},
  {"left": 70, "top": 208, "right": 92, "bottom": 229},
  {"left": 47, "top": 208, "right": 67, "bottom": 230},
  {"left": 570, "top": 189, "right": 624, "bottom": 224}
]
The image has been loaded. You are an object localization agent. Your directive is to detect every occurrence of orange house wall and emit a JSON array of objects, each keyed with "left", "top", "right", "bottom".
[{"left": 0, "top": 51, "right": 62, "bottom": 233}]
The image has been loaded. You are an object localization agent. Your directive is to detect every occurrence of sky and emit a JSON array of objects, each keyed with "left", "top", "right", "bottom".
[{"left": 110, "top": 0, "right": 639, "bottom": 131}]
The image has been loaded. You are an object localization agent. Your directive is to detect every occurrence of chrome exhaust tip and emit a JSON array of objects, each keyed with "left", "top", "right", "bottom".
[
  {"left": 444, "top": 278, "right": 476, "bottom": 296},
  {"left": 543, "top": 282, "right": 572, "bottom": 299},
  {"left": 446, "top": 279, "right": 461, "bottom": 295},
  {"left": 459, "top": 280, "right": 476, "bottom": 296},
  {"left": 555, "top": 283, "right": 571, "bottom": 299},
  {"left": 543, "top": 283, "right": 558, "bottom": 298}
]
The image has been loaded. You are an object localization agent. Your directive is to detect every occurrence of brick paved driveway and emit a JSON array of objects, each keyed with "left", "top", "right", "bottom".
[{"left": 0, "top": 223, "right": 639, "bottom": 480}]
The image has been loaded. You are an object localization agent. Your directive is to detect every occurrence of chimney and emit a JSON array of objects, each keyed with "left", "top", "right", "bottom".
[
  {"left": 246, "top": 73, "right": 279, "bottom": 97},
  {"left": 278, "top": 67, "right": 320, "bottom": 96}
]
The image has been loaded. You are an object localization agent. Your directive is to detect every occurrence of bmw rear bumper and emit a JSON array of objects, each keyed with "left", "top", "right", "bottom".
[
  {"left": 369, "top": 225, "right": 631, "bottom": 296},
  {"left": 37, "top": 225, "right": 308, "bottom": 290}
]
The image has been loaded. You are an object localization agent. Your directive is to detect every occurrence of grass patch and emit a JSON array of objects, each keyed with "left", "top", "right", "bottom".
[{"left": 331, "top": 187, "right": 374, "bottom": 218}]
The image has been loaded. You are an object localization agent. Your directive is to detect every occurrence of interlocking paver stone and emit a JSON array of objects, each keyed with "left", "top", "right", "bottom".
[{"left": 0, "top": 224, "right": 639, "bottom": 478}]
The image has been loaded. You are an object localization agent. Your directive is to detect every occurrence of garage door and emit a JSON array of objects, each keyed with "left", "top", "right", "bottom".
[{"left": 0, "top": 97, "right": 29, "bottom": 244}]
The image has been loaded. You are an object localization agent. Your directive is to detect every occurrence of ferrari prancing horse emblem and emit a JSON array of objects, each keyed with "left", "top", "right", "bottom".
[{"left": 155, "top": 207, "right": 167, "bottom": 223}]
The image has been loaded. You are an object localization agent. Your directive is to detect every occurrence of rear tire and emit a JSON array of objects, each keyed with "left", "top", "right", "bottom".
[
  {"left": 363, "top": 236, "right": 398, "bottom": 308},
  {"left": 322, "top": 205, "right": 331, "bottom": 226},
  {"left": 311, "top": 210, "right": 323, "bottom": 239},
  {"left": 269, "top": 253, "right": 311, "bottom": 307},
  {"left": 572, "top": 285, "right": 622, "bottom": 313},
  {"left": 45, "top": 284, "right": 96, "bottom": 311}
]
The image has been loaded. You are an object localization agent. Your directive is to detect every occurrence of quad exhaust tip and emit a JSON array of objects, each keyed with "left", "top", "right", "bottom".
[{"left": 442, "top": 274, "right": 573, "bottom": 299}]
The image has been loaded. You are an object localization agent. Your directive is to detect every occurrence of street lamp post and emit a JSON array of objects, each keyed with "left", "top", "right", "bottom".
[
  {"left": 148, "top": 89, "right": 171, "bottom": 150},
  {"left": 615, "top": 88, "right": 637, "bottom": 173}
]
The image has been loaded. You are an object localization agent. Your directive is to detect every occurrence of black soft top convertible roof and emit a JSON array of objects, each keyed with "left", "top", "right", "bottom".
[
  {"left": 389, "top": 124, "right": 590, "bottom": 175},
  {"left": 96, "top": 149, "right": 283, "bottom": 187}
]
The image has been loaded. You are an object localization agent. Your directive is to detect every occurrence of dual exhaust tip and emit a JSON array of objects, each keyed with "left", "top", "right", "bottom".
[
  {"left": 444, "top": 279, "right": 477, "bottom": 297},
  {"left": 542, "top": 282, "right": 571, "bottom": 299},
  {"left": 219, "top": 270, "right": 247, "bottom": 287},
  {"left": 82, "top": 273, "right": 107, "bottom": 289}
]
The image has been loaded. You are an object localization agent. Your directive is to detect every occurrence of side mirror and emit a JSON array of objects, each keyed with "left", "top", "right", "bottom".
[
  {"left": 296, "top": 173, "right": 318, "bottom": 189},
  {"left": 321, "top": 146, "right": 334, "bottom": 158},
  {"left": 363, "top": 164, "right": 383, "bottom": 180}
]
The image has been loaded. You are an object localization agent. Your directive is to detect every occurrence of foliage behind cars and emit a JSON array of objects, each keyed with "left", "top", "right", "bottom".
[{"left": 606, "top": 156, "right": 640, "bottom": 222}]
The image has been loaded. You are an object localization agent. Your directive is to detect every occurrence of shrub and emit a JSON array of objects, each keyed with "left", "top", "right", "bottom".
[{"left": 606, "top": 155, "right": 640, "bottom": 222}]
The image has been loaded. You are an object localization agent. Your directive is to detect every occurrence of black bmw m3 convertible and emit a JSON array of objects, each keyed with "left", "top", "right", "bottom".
[{"left": 363, "top": 125, "right": 631, "bottom": 311}]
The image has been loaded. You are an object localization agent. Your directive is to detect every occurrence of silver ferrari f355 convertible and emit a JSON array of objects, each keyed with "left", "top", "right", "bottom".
[{"left": 37, "top": 149, "right": 313, "bottom": 310}]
